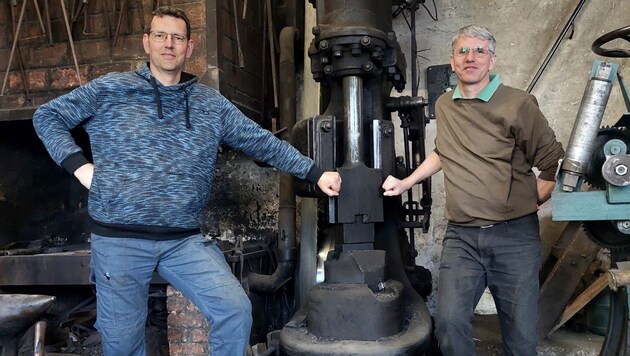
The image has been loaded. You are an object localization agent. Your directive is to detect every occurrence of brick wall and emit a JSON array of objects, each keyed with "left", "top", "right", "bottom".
[
  {"left": 0, "top": 0, "right": 274, "bottom": 353},
  {"left": 167, "top": 286, "right": 211, "bottom": 356},
  {"left": 0, "top": 0, "right": 267, "bottom": 123}
]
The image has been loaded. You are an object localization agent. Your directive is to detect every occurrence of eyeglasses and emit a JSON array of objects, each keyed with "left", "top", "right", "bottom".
[
  {"left": 149, "top": 31, "right": 188, "bottom": 45},
  {"left": 453, "top": 46, "right": 494, "bottom": 57}
]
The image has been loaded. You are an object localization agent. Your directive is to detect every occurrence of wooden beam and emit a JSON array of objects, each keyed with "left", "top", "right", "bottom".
[{"left": 548, "top": 273, "right": 608, "bottom": 336}]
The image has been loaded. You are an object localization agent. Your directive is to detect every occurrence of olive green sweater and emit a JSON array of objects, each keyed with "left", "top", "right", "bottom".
[{"left": 434, "top": 79, "right": 564, "bottom": 226}]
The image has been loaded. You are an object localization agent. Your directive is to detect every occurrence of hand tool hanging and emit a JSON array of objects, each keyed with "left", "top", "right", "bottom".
[
  {"left": 31, "top": 0, "right": 46, "bottom": 35},
  {"left": 526, "top": 0, "right": 587, "bottom": 93},
  {"left": 1, "top": 0, "right": 30, "bottom": 100},
  {"left": 152, "top": 0, "right": 173, "bottom": 11},
  {"left": 1, "top": 0, "right": 48, "bottom": 97},
  {"left": 114, "top": 0, "right": 145, "bottom": 46},
  {"left": 265, "top": 0, "right": 277, "bottom": 108},
  {"left": 2, "top": 0, "right": 28, "bottom": 96},
  {"left": 71, "top": 0, "right": 93, "bottom": 36},
  {"left": 60, "top": 0, "right": 83, "bottom": 86},
  {"left": 231, "top": 0, "right": 245, "bottom": 68}
]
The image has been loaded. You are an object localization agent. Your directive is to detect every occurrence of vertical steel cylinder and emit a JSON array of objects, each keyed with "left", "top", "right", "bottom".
[
  {"left": 343, "top": 76, "right": 363, "bottom": 165},
  {"left": 318, "top": 0, "right": 392, "bottom": 32},
  {"left": 562, "top": 62, "right": 616, "bottom": 176}
]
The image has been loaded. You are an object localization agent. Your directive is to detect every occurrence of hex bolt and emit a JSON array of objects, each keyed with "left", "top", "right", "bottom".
[
  {"left": 361, "top": 36, "right": 371, "bottom": 46},
  {"left": 332, "top": 45, "right": 342, "bottom": 57},
  {"left": 321, "top": 120, "right": 333, "bottom": 132},
  {"left": 324, "top": 65, "right": 333, "bottom": 74},
  {"left": 319, "top": 40, "right": 329, "bottom": 50},
  {"left": 615, "top": 164, "right": 628, "bottom": 176},
  {"left": 362, "top": 61, "right": 374, "bottom": 72}
]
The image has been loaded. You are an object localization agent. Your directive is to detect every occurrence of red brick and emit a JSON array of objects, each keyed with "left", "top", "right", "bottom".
[
  {"left": 74, "top": 38, "right": 112, "bottom": 63},
  {"left": 167, "top": 297, "right": 189, "bottom": 314},
  {"left": 25, "top": 44, "right": 69, "bottom": 68},
  {"left": 167, "top": 326, "right": 190, "bottom": 343},
  {"left": 111, "top": 34, "right": 146, "bottom": 60},
  {"left": 27, "top": 69, "right": 48, "bottom": 90},
  {"left": 50, "top": 66, "right": 89, "bottom": 90},
  {"left": 169, "top": 310, "right": 208, "bottom": 328},
  {"left": 183, "top": 2, "right": 206, "bottom": 30},
  {"left": 185, "top": 55, "right": 206, "bottom": 77},
  {"left": 168, "top": 342, "right": 207, "bottom": 356},
  {"left": 0, "top": 93, "right": 27, "bottom": 107},
  {"left": 89, "top": 62, "right": 134, "bottom": 80},
  {"left": 190, "top": 328, "right": 208, "bottom": 343},
  {"left": 190, "top": 31, "right": 206, "bottom": 53}
]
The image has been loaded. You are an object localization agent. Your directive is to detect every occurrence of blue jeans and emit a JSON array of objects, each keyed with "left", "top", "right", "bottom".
[
  {"left": 434, "top": 213, "right": 541, "bottom": 356},
  {"left": 89, "top": 233, "right": 252, "bottom": 356}
]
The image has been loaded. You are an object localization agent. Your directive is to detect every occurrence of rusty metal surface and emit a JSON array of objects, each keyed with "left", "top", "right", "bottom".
[{"left": 0, "top": 251, "right": 91, "bottom": 286}]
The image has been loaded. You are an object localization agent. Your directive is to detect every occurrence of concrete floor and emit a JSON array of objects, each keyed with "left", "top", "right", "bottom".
[{"left": 473, "top": 314, "right": 604, "bottom": 356}]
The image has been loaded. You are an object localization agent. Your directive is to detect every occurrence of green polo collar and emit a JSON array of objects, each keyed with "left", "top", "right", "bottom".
[{"left": 452, "top": 74, "right": 501, "bottom": 102}]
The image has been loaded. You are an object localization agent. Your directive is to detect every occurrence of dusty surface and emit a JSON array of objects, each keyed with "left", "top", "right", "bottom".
[{"left": 473, "top": 314, "right": 604, "bottom": 356}]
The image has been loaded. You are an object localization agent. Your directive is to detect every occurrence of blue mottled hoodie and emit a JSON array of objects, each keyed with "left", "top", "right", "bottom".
[{"left": 33, "top": 63, "right": 322, "bottom": 240}]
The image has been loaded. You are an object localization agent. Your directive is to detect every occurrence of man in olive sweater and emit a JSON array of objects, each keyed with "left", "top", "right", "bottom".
[{"left": 382, "top": 25, "right": 564, "bottom": 355}]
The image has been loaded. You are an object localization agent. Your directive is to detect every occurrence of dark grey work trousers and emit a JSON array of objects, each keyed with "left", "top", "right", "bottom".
[{"left": 434, "top": 213, "right": 541, "bottom": 356}]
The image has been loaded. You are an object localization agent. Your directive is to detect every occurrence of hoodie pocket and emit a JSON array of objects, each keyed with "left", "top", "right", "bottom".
[{"left": 89, "top": 161, "right": 207, "bottom": 227}]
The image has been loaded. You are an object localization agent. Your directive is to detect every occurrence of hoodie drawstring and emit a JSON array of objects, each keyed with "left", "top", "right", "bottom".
[
  {"left": 150, "top": 76, "right": 164, "bottom": 120},
  {"left": 184, "top": 90, "right": 190, "bottom": 129},
  {"left": 150, "top": 75, "right": 191, "bottom": 129}
]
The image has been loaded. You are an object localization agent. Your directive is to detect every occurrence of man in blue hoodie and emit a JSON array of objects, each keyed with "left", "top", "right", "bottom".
[{"left": 33, "top": 6, "right": 341, "bottom": 356}]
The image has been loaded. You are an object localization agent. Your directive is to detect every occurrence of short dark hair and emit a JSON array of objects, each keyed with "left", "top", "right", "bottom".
[{"left": 147, "top": 6, "right": 191, "bottom": 39}]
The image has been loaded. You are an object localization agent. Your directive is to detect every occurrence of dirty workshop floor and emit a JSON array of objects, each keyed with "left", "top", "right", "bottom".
[{"left": 473, "top": 314, "right": 605, "bottom": 356}]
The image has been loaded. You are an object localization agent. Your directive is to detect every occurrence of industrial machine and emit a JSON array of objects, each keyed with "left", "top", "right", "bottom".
[
  {"left": 0, "top": 1, "right": 434, "bottom": 354},
  {"left": 552, "top": 25, "right": 630, "bottom": 355},
  {"left": 277, "top": 1, "right": 433, "bottom": 354}
]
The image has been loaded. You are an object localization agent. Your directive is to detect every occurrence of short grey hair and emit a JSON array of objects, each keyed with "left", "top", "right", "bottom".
[{"left": 450, "top": 25, "right": 496, "bottom": 54}]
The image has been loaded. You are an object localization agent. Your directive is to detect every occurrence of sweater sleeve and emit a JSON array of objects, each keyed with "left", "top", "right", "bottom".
[
  {"left": 33, "top": 80, "right": 100, "bottom": 173},
  {"left": 513, "top": 95, "right": 564, "bottom": 181},
  {"left": 218, "top": 97, "right": 317, "bottom": 181}
]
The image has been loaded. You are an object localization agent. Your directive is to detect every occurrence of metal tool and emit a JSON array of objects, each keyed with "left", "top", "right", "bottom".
[
  {"left": 5, "top": 0, "right": 31, "bottom": 101},
  {"left": 1, "top": 0, "right": 27, "bottom": 96},
  {"left": 114, "top": 0, "right": 145, "bottom": 46},
  {"left": 60, "top": 0, "right": 83, "bottom": 86},
  {"left": 0, "top": 294, "right": 56, "bottom": 356},
  {"left": 231, "top": 0, "right": 245, "bottom": 68}
]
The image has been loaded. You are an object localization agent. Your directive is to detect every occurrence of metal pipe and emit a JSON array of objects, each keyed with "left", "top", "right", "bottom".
[
  {"left": 343, "top": 76, "right": 363, "bottom": 165},
  {"left": 248, "top": 27, "right": 299, "bottom": 293},
  {"left": 526, "top": 0, "right": 587, "bottom": 93}
]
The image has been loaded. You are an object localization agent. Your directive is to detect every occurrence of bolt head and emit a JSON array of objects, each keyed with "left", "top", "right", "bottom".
[{"left": 615, "top": 164, "right": 628, "bottom": 176}]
